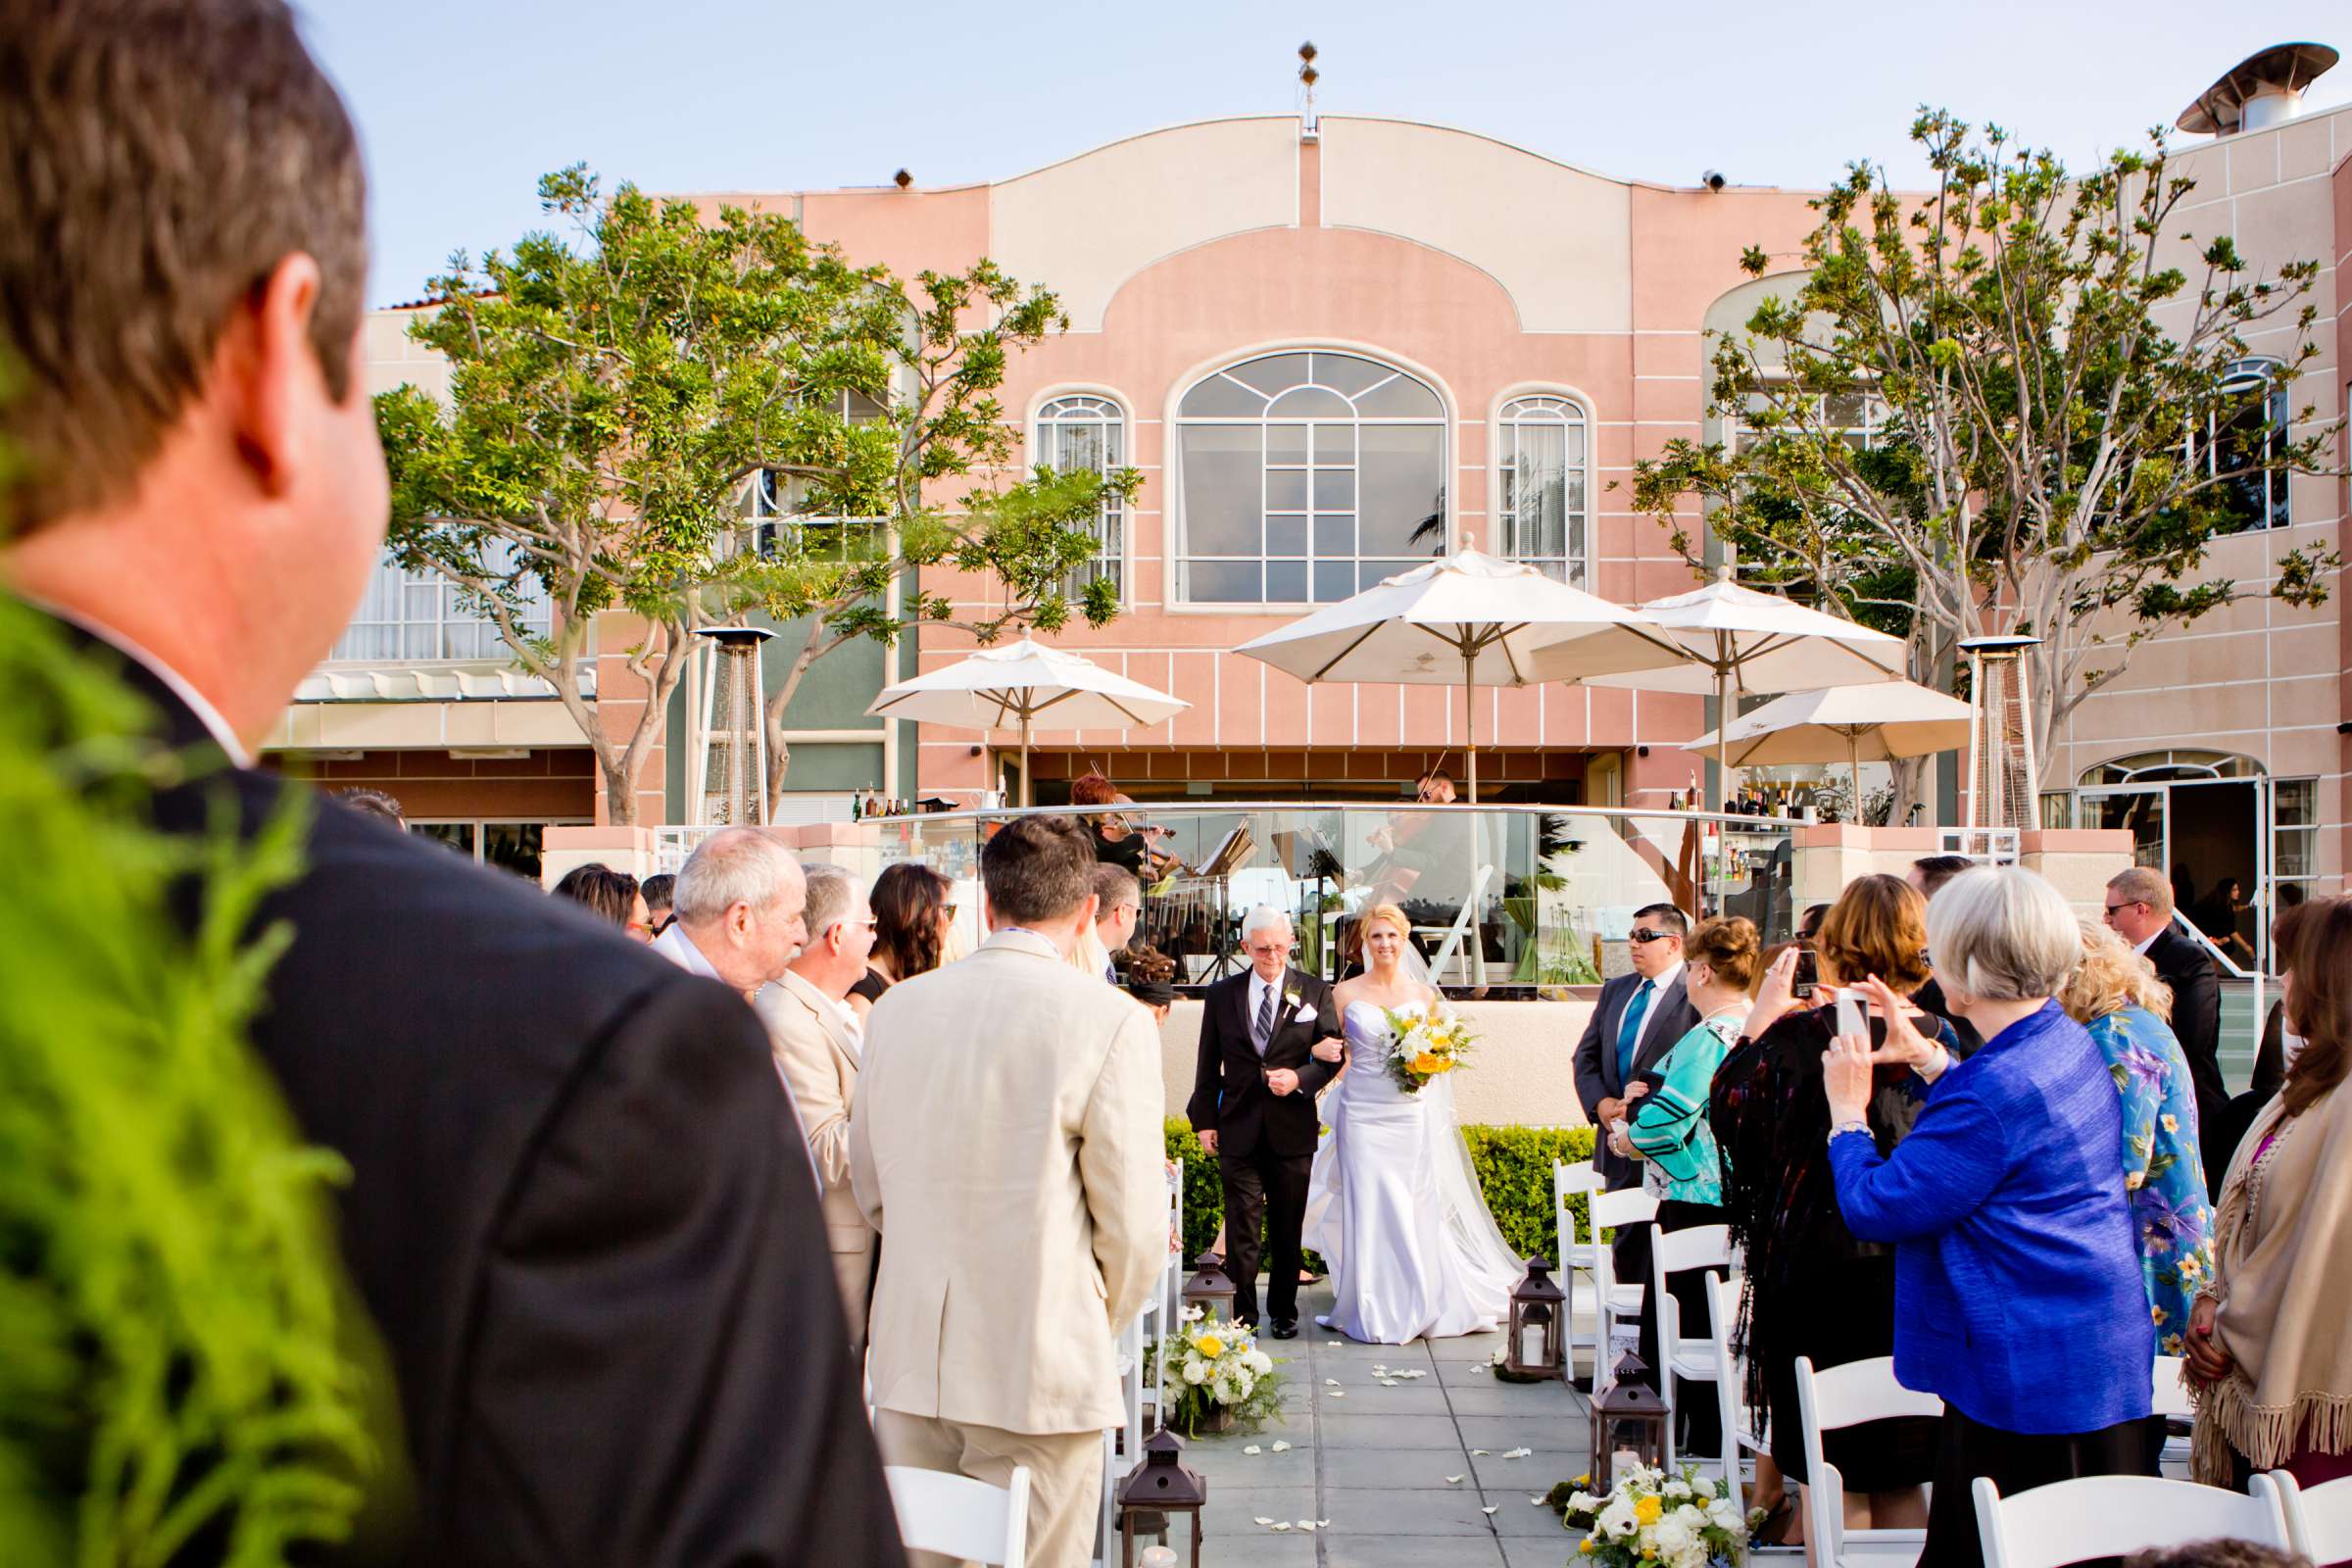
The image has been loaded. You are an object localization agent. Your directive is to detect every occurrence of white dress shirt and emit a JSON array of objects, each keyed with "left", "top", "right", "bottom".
[
  {"left": 1248, "top": 969, "right": 1291, "bottom": 1054},
  {"left": 2132, "top": 931, "right": 2158, "bottom": 957},
  {"left": 653, "top": 921, "right": 720, "bottom": 978},
  {"left": 1625, "top": 957, "right": 1687, "bottom": 1067}
]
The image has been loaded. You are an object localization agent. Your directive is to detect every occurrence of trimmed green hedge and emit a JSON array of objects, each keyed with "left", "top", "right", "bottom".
[{"left": 1163, "top": 1119, "right": 1599, "bottom": 1265}]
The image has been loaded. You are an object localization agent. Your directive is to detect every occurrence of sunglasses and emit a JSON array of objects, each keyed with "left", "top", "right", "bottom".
[
  {"left": 2102, "top": 902, "right": 2141, "bottom": 917},
  {"left": 1630, "top": 927, "right": 1679, "bottom": 945}
]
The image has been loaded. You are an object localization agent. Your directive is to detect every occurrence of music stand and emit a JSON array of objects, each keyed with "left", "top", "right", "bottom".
[{"left": 1194, "top": 824, "right": 1255, "bottom": 980}]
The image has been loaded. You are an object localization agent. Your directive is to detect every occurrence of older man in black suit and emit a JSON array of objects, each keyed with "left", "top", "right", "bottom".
[
  {"left": 1187, "top": 906, "right": 1344, "bottom": 1339},
  {"left": 0, "top": 6, "right": 899, "bottom": 1561},
  {"left": 2106, "top": 866, "right": 2228, "bottom": 1182}
]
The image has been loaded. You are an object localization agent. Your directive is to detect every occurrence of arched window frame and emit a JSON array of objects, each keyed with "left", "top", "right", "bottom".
[
  {"left": 1490, "top": 388, "right": 1592, "bottom": 585},
  {"left": 1171, "top": 347, "right": 1451, "bottom": 607},
  {"left": 1031, "top": 389, "right": 1131, "bottom": 601}
]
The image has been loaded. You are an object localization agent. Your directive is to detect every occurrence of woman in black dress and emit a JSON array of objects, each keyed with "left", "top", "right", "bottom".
[
  {"left": 848, "top": 861, "right": 953, "bottom": 1022},
  {"left": 1712, "top": 873, "right": 1949, "bottom": 1545}
]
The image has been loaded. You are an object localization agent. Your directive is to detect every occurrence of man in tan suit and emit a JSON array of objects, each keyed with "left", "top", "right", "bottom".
[
  {"left": 850, "top": 816, "right": 1166, "bottom": 1568},
  {"left": 757, "top": 863, "right": 878, "bottom": 1356}
]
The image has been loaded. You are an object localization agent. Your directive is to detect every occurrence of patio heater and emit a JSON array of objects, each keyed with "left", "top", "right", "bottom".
[
  {"left": 1959, "top": 635, "right": 2041, "bottom": 833},
  {"left": 693, "top": 625, "right": 777, "bottom": 827}
]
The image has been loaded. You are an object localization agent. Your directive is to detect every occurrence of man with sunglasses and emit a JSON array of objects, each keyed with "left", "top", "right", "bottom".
[
  {"left": 2104, "top": 866, "right": 2226, "bottom": 1184},
  {"left": 1574, "top": 904, "right": 1701, "bottom": 1194}
]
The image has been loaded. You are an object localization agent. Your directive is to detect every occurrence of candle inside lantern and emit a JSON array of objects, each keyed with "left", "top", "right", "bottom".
[
  {"left": 1613, "top": 1446, "right": 1639, "bottom": 1475},
  {"left": 1141, "top": 1548, "right": 1178, "bottom": 1568},
  {"left": 1520, "top": 1323, "right": 1544, "bottom": 1366}
]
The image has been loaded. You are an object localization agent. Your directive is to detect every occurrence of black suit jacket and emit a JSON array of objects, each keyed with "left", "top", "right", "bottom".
[
  {"left": 67, "top": 621, "right": 902, "bottom": 1568},
  {"left": 2144, "top": 923, "right": 2227, "bottom": 1172},
  {"left": 1186, "top": 967, "right": 1342, "bottom": 1158},
  {"left": 1912, "top": 976, "right": 1986, "bottom": 1059},
  {"left": 1573, "top": 968, "right": 1703, "bottom": 1190}
]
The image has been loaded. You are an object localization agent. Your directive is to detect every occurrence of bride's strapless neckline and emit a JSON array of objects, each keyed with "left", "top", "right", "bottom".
[{"left": 1344, "top": 998, "right": 1428, "bottom": 1026}]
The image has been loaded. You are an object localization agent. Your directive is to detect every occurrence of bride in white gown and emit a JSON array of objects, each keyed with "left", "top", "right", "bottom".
[{"left": 1304, "top": 904, "right": 1525, "bottom": 1344}]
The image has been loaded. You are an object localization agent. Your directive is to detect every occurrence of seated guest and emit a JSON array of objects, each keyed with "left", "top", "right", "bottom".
[
  {"left": 849, "top": 860, "right": 953, "bottom": 1020},
  {"left": 1092, "top": 864, "right": 1142, "bottom": 982},
  {"left": 551, "top": 862, "right": 654, "bottom": 943},
  {"left": 1906, "top": 855, "right": 1985, "bottom": 1056},
  {"left": 2189, "top": 897, "right": 2352, "bottom": 1490},
  {"left": 641, "top": 871, "right": 676, "bottom": 935},
  {"left": 1616, "top": 913, "right": 1758, "bottom": 1459},
  {"left": 1825, "top": 867, "right": 2153, "bottom": 1568},
  {"left": 1712, "top": 875, "right": 1951, "bottom": 1545},
  {"left": 2060, "top": 920, "right": 2214, "bottom": 1364},
  {"left": 756, "top": 865, "right": 879, "bottom": 1358}
]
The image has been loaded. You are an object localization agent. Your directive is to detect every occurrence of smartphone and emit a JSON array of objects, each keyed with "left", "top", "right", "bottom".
[
  {"left": 1835, "top": 990, "right": 1868, "bottom": 1043},
  {"left": 1791, "top": 948, "right": 1818, "bottom": 999}
]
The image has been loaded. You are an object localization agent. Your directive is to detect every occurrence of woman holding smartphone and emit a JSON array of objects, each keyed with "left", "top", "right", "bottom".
[{"left": 1710, "top": 874, "right": 1953, "bottom": 1545}]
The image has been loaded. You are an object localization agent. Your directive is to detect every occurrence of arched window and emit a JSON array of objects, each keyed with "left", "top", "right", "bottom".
[
  {"left": 1035, "top": 394, "right": 1127, "bottom": 598},
  {"left": 2207, "top": 358, "right": 2290, "bottom": 532},
  {"left": 1495, "top": 394, "right": 1589, "bottom": 583},
  {"left": 1175, "top": 351, "right": 1447, "bottom": 604}
]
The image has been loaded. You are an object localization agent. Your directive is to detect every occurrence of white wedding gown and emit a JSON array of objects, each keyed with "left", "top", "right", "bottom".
[{"left": 1305, "top": 1000, "right": 1523, "bottom": 1344}]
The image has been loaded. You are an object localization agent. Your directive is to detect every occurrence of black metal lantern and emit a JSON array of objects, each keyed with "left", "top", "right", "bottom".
[
  {"left": 1117, "top": 1426, "right": 1207, "bottom": 1568},
  {"left": 1505, "top": 1256, "right": 1566, "bottom": 1379},
  {"left": 1590, "top": 1349, "right": 1668, "bottom": 1489},
  {"left": 1182, "top": 1255, "right": 1237, "bottom": 1326}
]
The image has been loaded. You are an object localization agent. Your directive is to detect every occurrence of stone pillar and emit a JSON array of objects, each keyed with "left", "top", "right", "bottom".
[
  {"left": 1789, "top": 824, "right": 1943, "bottom": 910},
  {"left": 784, "top": 820, "right": 886, "bottom": 886},
  {"left": 2017, "top": 829, "right": 2137, "bottom": 916},
  {"left": 540, "top": 824, "right": 661, "bottom": 888}
]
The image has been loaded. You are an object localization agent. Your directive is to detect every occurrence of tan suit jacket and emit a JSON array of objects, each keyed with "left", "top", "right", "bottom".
[
  {"left": 757, "top": 969, "right": 874, "bottom": 1348},
  {"left": 849, "top": 928, "right": 1165, "bottom": 1437}
]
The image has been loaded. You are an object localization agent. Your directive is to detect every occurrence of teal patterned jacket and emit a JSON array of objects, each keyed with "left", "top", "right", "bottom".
[{"left": 2085, "top": 1004, "right": 2216, "bottom": 1351}]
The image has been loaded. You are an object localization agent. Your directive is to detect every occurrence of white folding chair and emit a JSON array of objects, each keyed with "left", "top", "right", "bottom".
[
  {"left": 1973, "top": 1473, "right": 2290, "bottom": 1568},
  {"left": 2276, "top": 1471, "right": 2352, "bottom": 1566},
  {"left": 1116, "top": 1311, "right": 1147, "bottom": 1462},
  {"left": 885, "top": 1463, "right": 1032, "bottom": 1567},
  {"left": 1422, "top": 863, "right": 1495, "bottom": 986},
  {"left": 1793, "top": 1355, "right": 1943, "bottom": 1568},
  {"left": 1649, "top": 1223, "right": 1731, "bottom": 1468},
  {"left": 1553, "top": 1160, "right": 1607, "bottom": 1381},
  {"left": 2150, "top": 1354, "right": 2194, "bottom": 1475},
  {"left": 1706, "top": 1274, "right": 1772, "bottom": 1520},
  {"left": 1588, "top": 1186, "right": 1657, "bottom": 1370}
]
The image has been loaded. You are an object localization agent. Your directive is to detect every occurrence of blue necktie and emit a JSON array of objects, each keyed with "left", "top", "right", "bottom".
[{"left": 1616, "top": 978, "right": 1654, "bottom": 1085}]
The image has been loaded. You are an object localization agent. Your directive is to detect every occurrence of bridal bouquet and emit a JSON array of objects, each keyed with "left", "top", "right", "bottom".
[
  {"left": 1384, "top": 1006, "right": 1475, "bottom": 1095},
  {"left": 1557, "top": 1463, "right": 1754, "bottom": 1568},
  {"left": 1155, "top": 1307, "right": 1286, "bottom": 1435}
]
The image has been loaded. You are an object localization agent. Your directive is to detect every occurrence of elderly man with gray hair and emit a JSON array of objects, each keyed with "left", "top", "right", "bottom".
[
  {"left": 1185, "top": 905, "right": 1344, "bottom": 1338},
  {"left": 654, "top": 826, "right": 809, "bottom": 1000}
]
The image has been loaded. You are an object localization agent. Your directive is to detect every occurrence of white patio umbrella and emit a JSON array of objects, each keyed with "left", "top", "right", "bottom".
[
  {"left": 866, "top": 637, "right": 1187, "bottom": 806},
  {"left": 1231, "top": 549, "right": 1690, "bottom": 801},
  {"left": 1558, "top": 566, "right": 1909, "bottom": 809},
  {"left": 1687, "top": 680, "right": 1974, "bottom": 804}
]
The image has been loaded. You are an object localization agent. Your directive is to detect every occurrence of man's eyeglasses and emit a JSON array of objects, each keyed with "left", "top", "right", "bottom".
[
  {"left": 1629, "top": 927, "right": 1678, "bottom": 945},
  {"left": 2102, "top": 902, "right": 2142, "bottom": 918}
]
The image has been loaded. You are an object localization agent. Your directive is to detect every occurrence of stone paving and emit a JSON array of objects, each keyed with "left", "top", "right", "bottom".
[{"left": 1162, "top": 1283, "right": 1592, "bottom": 1568}]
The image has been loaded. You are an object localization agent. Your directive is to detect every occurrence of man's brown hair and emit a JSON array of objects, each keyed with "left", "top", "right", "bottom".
[{"left": 0, "top": 0, "right": 368, "bottom": 529}]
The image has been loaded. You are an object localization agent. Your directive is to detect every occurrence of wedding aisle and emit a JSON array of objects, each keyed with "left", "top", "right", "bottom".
[{"left": 1174, "top": 1282, "right": 1592, "bottom": 1568}]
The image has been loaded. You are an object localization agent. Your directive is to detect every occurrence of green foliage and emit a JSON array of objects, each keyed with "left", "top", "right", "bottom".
[
  {"left": 1163, "top": 1120, "right": 1599, "bottom": 1266},
  {"left": 377, "top": 166, "right": 1134, "bottom": 820},
  {"left": 1631, "top": 109, "right": 2345, "bottom": 808},
  {"left": 0, "top": 599, "right": 371, "bottom": 1564}
]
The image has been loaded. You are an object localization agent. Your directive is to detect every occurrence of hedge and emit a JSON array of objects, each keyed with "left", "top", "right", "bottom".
[{"left": 1163, "top": 1119, "right": 1599, "bottom": 1266}]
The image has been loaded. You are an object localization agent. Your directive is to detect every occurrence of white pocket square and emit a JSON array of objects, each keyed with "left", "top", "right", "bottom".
[{"left": 1293, "top": 1003, "right": 1318, "bottom": 1023}]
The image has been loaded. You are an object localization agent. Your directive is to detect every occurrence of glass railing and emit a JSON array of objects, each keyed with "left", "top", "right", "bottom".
[{"left": 869, "top": 803, "right": 1795, "bottom": 996}]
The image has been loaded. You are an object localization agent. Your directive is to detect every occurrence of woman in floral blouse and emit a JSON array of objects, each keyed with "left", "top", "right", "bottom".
[{"left": 2060, "top": 918, "right": 2215, "bottom": 1352}]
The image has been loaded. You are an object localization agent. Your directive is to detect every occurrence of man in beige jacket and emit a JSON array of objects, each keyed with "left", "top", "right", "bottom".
[
  {"left": 850, "top": 816, "right": 1166, "bottom": 1568},
  {"left": 757, "top": 863, "right": 878, "bottom": 1356}
]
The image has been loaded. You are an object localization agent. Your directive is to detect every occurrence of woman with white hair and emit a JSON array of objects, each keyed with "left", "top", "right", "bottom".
[{"left": 1823, "top": 866, "right": 2153, "bottom": 1568}]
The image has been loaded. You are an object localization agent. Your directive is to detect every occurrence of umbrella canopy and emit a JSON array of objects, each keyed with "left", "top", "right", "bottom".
[
  {"left": 1231, "top": 549, "right": 1690, "bottom": 799},
  {"left": 1687, "top": 680, "right": 1973, "bottom": 802},
  {"left": 866, "top": 637, "right": 1188, "bottom": 806},
  {"left": 1565, "top": 568, "right": 1909, "bottom": 698}
]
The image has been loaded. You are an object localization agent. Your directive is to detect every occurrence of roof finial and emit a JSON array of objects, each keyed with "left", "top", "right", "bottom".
[
  {"left": 1298, "top": 42, "right": 1320, "bottom": 135},
  {"left": 1716, "top": 562, "right": 1734, "bottom": 583}
]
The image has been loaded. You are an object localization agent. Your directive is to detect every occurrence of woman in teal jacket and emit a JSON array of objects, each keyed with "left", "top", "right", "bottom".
[{"left": 1614, "top": 914, "right": 1760, "bottom": 1458}]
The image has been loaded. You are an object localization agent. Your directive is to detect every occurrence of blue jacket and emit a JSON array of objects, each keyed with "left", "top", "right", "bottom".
[{"left": 1826, "top": 1000, "right": 2153, "bottom": 1435}]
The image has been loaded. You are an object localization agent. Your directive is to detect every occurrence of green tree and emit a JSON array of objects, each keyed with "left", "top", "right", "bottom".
[
  {"left": 376, "top": 168, "right": 1129, "bottom": 825},
  {"left": 1633, "top": 111, "right": 2341, "bottom": 819}
]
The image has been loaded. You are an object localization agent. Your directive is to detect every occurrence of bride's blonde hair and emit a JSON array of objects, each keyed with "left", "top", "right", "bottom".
[{"left": 1362, "top": 904, "right": 1412, "bottom": 945}]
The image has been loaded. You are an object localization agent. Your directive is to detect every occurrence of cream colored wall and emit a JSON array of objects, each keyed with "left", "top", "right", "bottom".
[
  {"left": 988, "top": 118, "right": 1300, "bottom": 332},
  {"left": 1318, "top": 117, "right": 1633, "bottom": 333},
  {"left": 1152, "top": 996, "right": 1597, "bottom": 1130},
  {"left": 364, "top": 307, "right": 449, "bottom": 402}
]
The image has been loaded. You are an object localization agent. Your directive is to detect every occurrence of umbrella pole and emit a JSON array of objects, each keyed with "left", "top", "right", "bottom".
[
  {"left": 1848, "top": 731, "right": 1863, "bottom": 815},
  {"left": 1019, "top": 706, "right": 1033, "bottom": 808},
  {"left": 1463, "top": 644, "right": 1479, "bottom": 804},
  {"left": 1716, "top": 663, "right": 1732, "bottom": 909}
]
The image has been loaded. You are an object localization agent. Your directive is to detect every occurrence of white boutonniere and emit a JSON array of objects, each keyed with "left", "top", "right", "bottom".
[{"left": 1284, "top": 986, "right": 1302, "bottom": 1011}]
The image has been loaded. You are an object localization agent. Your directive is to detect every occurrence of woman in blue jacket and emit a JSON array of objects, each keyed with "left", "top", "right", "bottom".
[{"left": 1822, "top": 865, "right": 2152, "bottom": 1568}]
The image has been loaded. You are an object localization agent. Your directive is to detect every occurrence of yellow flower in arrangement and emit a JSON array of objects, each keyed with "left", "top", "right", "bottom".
[
  {"left": 1196, "top": 1334, "right": 1225, "bottom": 1359},
  {"left": 1635, "top": 1495, "right": 1663, "bottom": 1526},
  {"left": 1580, "top": 1540, "right": 1595, "bottom": 1554},
  {"left": 1411, "top": 1051, "right": 1448, "bottom": 1076}
]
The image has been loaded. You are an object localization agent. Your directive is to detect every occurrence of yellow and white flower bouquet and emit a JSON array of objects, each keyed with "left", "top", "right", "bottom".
[
  {"left": 1154, "top": 1308, "right": 1287, "bottom": 1436},
  {"left": 1558, "top": 1463, "right": 1754, "bottom": 1568},
  {"left": 1385, "top": 1005, "right": 1475, "bottom": 1095}
]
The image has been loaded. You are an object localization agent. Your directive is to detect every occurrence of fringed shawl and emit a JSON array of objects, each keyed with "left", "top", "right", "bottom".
[{"left": 2191, "top": 1083, "right": 2352, "bottom": 1482}]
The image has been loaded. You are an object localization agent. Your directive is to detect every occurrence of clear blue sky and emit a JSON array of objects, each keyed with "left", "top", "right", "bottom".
[{"left": 303, "top": 0, "right": 2352, "bottom": 308}]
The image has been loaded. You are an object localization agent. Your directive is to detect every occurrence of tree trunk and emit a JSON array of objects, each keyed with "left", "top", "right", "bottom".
[
  {"left": 761, "top": 629, "right": 829, "bottom": 815},
  {"left": 1887, "top": 755, "right": 1929, "bottom": 828}
]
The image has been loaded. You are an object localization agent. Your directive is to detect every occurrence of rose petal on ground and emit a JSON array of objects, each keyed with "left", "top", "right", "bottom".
[
  {"left": 1270, "top": 1441, "right": 1292, "bottom": 1452},
  {"left": 1253, "top": 1517, "right": 1274, "bottom": 1526},
  {"left": 1446, "top": 1475, "right": 1464, "bottom": 1485},
  {"left": 1483, "top": 1505, "right": 1499, "bottom": 1515}
]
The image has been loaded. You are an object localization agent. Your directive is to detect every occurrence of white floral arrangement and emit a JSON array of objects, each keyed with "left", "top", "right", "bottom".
[
  {"left": 1557, "top": 1463, "right": 1754, "bottom": 1568},
  {"left": 1154, "top": 1307, "right": 1286, "bottom": 1435},
  {"left": 1385, "top": 1005, "right": 1475, "bottom": 1095}
]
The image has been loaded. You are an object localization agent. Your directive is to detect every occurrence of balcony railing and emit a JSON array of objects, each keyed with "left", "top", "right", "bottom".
[{"left": 870, "top": 802, "right": 1795, "bottom": 996}]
